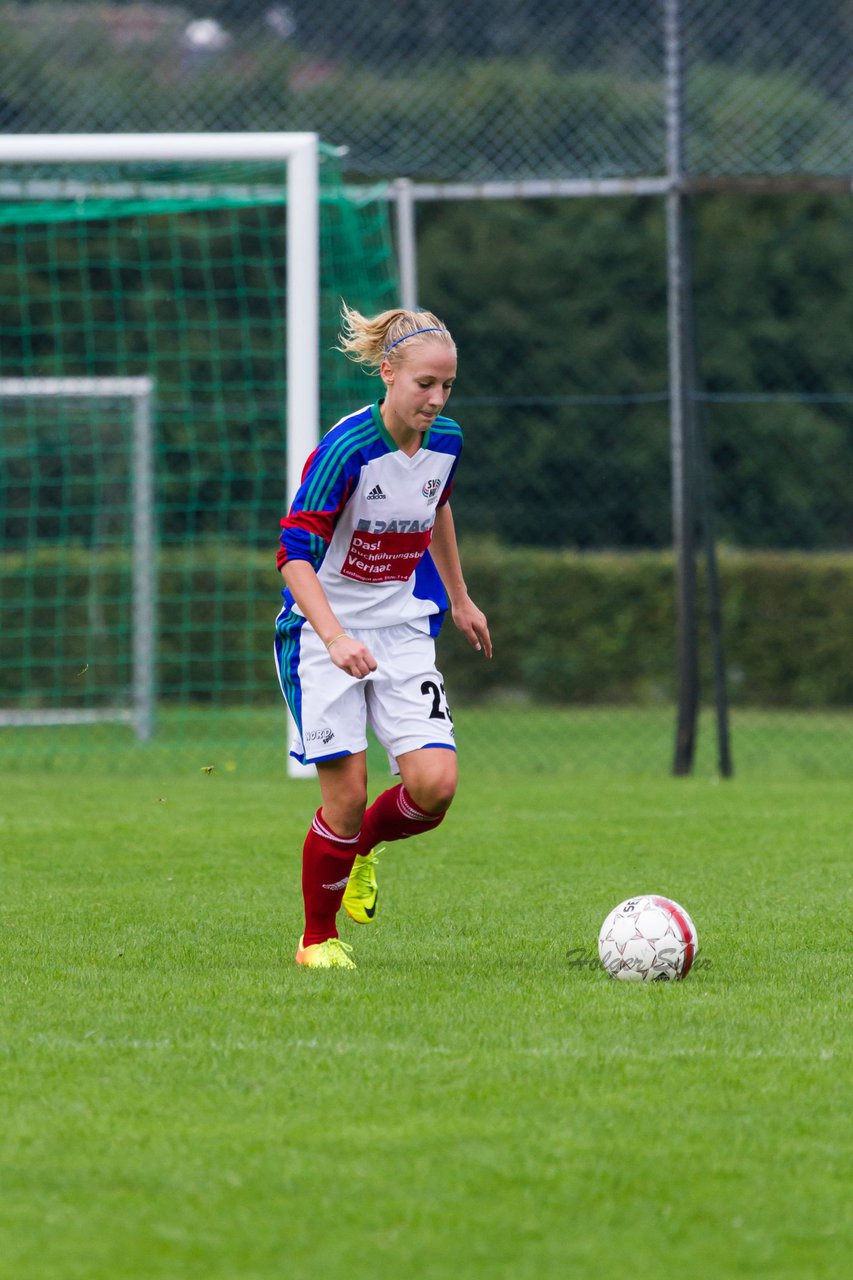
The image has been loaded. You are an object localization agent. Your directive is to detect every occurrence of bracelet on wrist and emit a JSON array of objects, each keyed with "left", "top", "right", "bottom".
[{"left": 325, "top": 632, "right": 348, "bottom": 651}]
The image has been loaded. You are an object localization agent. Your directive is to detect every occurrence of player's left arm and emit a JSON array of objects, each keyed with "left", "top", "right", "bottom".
[{"left": 430, "top": 503, "right": 492, "bottom": 658}]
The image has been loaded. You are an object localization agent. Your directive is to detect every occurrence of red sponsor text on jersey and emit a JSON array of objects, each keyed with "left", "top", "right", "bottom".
[{"left": 342, "top": 528, "right": 431, "bottom": 584}]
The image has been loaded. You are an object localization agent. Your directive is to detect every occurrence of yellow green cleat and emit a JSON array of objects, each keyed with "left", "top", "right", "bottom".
[
  {"left": 343, "top": 847, "right": 381, "bottom": 924},
  {"left": 295, "top": 935, "right": 356, "bottom": 969}
]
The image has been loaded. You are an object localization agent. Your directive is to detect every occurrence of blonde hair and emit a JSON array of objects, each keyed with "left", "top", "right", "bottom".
[{"left": 337, "top": 303, "right": 455, "bottom": 375}]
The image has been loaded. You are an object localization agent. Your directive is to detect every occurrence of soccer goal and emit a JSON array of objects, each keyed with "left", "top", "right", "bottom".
[
  {"left": 0, "top": 134, "right": 397, "bottom": 762},
  {"left": 0, "top": 375, "right": 156, "bottom": 739}
]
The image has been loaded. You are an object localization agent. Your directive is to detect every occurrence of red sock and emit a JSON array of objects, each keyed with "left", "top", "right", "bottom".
[
  {"left": 359, "top": 784, "right": 446, "bottom": 853},
  {"left": 301, "top": 809, "right": 361, "bottom": 946}
]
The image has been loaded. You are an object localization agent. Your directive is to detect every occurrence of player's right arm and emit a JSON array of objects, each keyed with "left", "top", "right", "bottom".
[
  {"left": 280, "top": 560, "right": 376, "bottom": 679},
  {"left": 277, "top": 433, "right": 348, "bottom": 576},
  {"left": 277, "top": 426, "right": 377, "bottom": 679}
]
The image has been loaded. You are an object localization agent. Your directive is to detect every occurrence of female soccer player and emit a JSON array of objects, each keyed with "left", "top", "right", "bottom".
[{"left": 275, "top": 305, "right": 491, "bottom": 969}]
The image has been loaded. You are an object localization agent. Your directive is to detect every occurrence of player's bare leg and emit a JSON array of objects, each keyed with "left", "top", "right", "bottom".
[
  {"left": 397, "top": 746, "right": 458, "bottom": 816},
  {"left": 316, "top": 751, "right": 368, "bottom": 837}
]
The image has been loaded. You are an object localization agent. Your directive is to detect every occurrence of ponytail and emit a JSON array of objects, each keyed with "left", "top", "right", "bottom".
[{"left": 337, "top": 303, "right": 454, "bottom": 374}]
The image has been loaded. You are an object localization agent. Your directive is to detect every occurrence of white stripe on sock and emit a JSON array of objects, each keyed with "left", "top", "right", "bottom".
[
  {"left": 396, "top": 791, "right": 435, "bottom": 822},
  {"left": 312, "top": 815, "right": 361, "bottom": 845}
]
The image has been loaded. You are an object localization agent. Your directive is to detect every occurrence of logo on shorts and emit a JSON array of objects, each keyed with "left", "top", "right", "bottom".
[
  {"left": 422, "top": 478, "right": 442, "bottom": 504},
  {"left": 306, "top": 727, "right": 335, "bottom": 745},
  {"left": 366, "top": 484, "right": 387, "bottom": 500}
]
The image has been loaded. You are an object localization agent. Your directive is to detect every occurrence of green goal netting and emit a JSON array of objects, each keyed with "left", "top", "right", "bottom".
[{"left": 0, "top": 142, "right": 398, "bottom": 770}]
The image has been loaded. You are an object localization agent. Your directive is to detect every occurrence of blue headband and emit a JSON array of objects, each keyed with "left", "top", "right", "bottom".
[{"left": 383, "top": 326, "right": 448, "bottom": 355}]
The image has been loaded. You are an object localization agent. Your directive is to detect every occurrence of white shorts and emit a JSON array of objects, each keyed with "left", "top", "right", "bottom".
[{"left": 274, "top": 617, "right": 456, "bottom": 771}]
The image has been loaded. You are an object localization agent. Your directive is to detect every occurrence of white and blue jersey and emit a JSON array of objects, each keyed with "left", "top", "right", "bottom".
[
  {"left": 276, "top": 400, "right": 462, "bottom": 636},
  {"left": 274, "top": 400, "right": 462, "bottom": 766}
]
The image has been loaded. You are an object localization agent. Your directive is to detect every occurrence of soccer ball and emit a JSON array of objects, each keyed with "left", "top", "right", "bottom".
[{"left": 598, "top": 895, "right": 698, "bottom": 982}]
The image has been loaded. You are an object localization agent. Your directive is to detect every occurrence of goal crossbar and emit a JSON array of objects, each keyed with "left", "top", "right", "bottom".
[{"left": 0, "top": 133, "right": 320, "bottom": 504}]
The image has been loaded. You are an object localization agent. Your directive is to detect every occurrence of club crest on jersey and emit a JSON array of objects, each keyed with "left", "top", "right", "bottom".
[{"left": 422, "top": 478, "right": 442, "bottom": 504}]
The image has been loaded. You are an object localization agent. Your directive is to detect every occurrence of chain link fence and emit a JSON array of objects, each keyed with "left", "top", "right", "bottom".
[
  {"left": 0, "top": 2, "right": 851, "bottom": 777},
  {"left": 0, "top": 2, "right": 850, "bottom": 179}
]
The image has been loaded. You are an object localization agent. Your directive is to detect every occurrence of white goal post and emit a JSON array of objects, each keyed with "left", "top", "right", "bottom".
[{"left": 0, "top": 134, "right": 320, "bottom": 765}]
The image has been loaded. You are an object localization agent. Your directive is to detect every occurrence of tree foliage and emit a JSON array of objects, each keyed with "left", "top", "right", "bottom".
[{"left": 417, "top": 192, "right": 853, "bottom": 549}]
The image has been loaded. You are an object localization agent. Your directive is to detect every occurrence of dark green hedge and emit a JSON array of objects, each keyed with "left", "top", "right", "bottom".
[
  {"left": 439, "top": 544, "right": 853, "bottom": 708},
  {"left": 3, "top": 544, "right": 851, "bottom": 708}
]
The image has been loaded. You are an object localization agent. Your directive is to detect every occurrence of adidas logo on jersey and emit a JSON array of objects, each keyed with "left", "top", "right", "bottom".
[{"left": 366, "top": 484, "right": 387, "bottom": 500}]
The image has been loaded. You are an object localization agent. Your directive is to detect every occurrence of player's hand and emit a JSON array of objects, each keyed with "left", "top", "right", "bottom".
[
  {"left": 327, "top": 634, "right": 377, "bottom": 679},
  {"left": 451, "top": 596, "right": 492, "bottom": 659}
]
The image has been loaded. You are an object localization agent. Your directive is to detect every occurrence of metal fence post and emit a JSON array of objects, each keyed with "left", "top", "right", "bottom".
[
  {"left": 665, "top": 0, "right": 700, "bottom": 775},
  {"left": 393, "top": 178, "right": 419, "bottom": 311}
]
